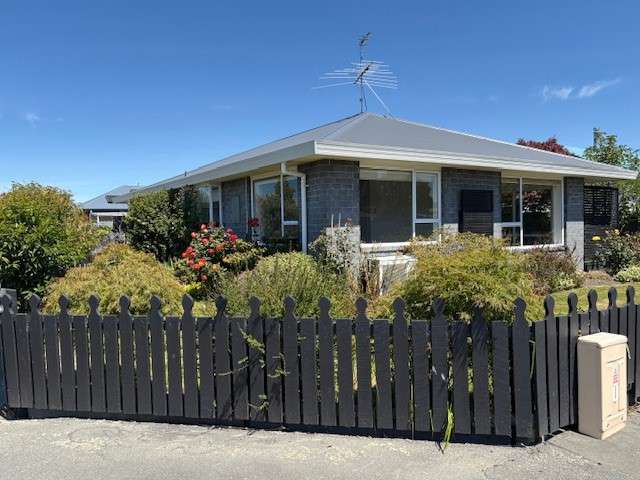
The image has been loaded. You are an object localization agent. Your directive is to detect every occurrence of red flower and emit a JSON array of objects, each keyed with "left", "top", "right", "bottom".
[
  {"left": 215, "top": 244, "right": 224, "bottom": 252},
  {"left": 200, "top": 224, "right": 207, "bottom": 231},
  {"left": 201, "top": 238, "right": 209, "bottom": 246},
  {"left": 191, "top": 232, "right": 197, "bottom": 238},
  {"left": 207, "top": 248, "right": 214, "bottom": 255},
  {"left": 200, "top": 274, "right": 208, "bottom": 281},
  {"left": 229, "top": 234, "right": 238, "bottom": 243},
  {"left": 248, "top": 217, "right": 259, "bottom": 228}
]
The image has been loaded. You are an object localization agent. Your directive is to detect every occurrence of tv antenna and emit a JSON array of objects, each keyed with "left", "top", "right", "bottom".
[{"left": 314, "top": 33, "right": 398, "bottom": 115}]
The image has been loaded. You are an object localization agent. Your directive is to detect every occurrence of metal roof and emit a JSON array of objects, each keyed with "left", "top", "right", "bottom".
[
  {"left": 81, "top": 185, "right": 138, "bottom": 211},
  {"left": 112, "top": 113, "right": 636, "bottom": 202}
]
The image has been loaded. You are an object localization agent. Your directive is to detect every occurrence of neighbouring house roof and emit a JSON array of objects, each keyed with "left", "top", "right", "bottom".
[
  {"left": 112, "top": 113, "right": 636, "bottom": 202},
  {"left": 82, "top": 185, "right": 139, "bottom": 211}
]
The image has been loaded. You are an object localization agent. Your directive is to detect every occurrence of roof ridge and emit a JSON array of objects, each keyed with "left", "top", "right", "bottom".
[
  {"left": 185, "top": 113, "right": 363, "bottom": 175},
  {"left": 377, "top": 115, "right": 594, "bottom": 163}
]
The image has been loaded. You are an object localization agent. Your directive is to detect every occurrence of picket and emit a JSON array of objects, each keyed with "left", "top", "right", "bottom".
[
  {"left": 354, "top": 298, "right": 373, "bottom": 429},
  {"left": 59, "top": 298, "right": 76, "bottom": 411},
  {"left": 119, "top": 297, "right": 136, "bottom": 415},
  {"left": 181, "top": 296, "right": 199, "bottom": 418},
  {"left": 88, "top": 296, "right": 106, "bottom": 413},
  {"left": 336, "top": 317, "right": 355, "bottom": 428},
  {"left": 299, "top": 317, "right": 318, "bottom": 425},
  {"left": 392, "top": 298, "right": 411, "bottom": 433},
  {"left": 411, "top": 320, "right": 430, "bottom": 433},
  {"left": 471, "top": 308, "right": 490, "bottom": 435},
  {"left": 373, "top": 319, "right": 393, "bottom": 430},
  {"left": 430, "top": 299, "right": 449, "bottom": 431},
  {"left": 29, "top": 296, "right": 47, "bottom": 409},
  {"left": 512, "top": 299, "right": 533, "bottom": 440},
  {"left": 215, "top": 297, "right": 233, "bottom": 420},
  {"left": 247, "top": 297, "right": 265, "bottom": 422},
  {"left": 318, "top": 298, "right": 336, "bottom": 427},
  {"left": 282, "top": 297, "right": 300, "bottom": 424},
  {"left": 149, "top": 296, "right": 167, "bottom": 416}
]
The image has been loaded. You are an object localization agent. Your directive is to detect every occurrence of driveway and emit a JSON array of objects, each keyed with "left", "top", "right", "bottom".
[{"left": 1, "top": 410, "right": 639, "bottom": 479}]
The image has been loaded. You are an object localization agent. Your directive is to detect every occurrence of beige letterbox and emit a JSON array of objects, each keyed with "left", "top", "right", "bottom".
[{"left": 578, "top": 332, "right": 627, "bottom": 439}]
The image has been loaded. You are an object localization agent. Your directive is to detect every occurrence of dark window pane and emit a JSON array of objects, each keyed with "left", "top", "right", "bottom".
[
  {"left": 195, "top": 186, "right": 211, "bottom": 225},
  {"left": 254, "top": 177, "right": 282, "bottom": 241},
  {"left": 415, "top": 222, "right": 435, "bottom": 238},
  {"left": 211, "top": 186, "right": 220, "bottom": 226},
  {"left": 283, "top": 176, "right": 300, "bottom": 222},
  {"left": 416, "top": 173, "right": 437, "bottom": 220},
  {"left": 501, "top": 181, "right": 520, "bottom": 222},
  {"left": 359, "top": 170, "right": 412, "bottom": 243},
  {"left": 523, "top": 184, "right": 553, "bottom": 245},
  {"left": 502, "top": 226, "right": 521, "bottom": 246}
]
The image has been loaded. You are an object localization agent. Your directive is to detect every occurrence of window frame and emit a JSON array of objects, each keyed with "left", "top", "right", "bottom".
[
  {"left": 500, "top": 176, "right": 565, "bottom": 248},
  {"left": 359, "top": 167, "right": 441, "bottom": 246},
  {"left": 250, "top": 172, "right": 306, "bottom": 250}
]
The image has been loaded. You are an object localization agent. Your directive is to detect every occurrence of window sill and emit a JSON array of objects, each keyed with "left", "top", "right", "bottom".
[
  {"left": 506, "top": 243, "right": 565, "bottom": 252},
  {"left": 360, "top": 240, "right": 436, "bottom": 254}
]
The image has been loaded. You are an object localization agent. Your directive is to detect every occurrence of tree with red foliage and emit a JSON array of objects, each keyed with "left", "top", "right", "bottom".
[{"left": 516, "top": 137, "right": 577, "bottom": 156}]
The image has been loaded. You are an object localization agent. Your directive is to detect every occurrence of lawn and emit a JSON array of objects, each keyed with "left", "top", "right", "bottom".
[{"left": 551, "top": 282, "right": 640, "bottom": 315}]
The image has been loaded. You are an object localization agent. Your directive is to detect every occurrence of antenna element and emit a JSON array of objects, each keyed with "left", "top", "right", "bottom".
[{"left": 315, "top": 33, "right": 397, "bottom": 115}]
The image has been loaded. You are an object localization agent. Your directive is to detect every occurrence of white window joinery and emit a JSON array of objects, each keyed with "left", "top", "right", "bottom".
[
  {"left": 500, "top": 177, "right": 563, "bottom": 247},
  {"left": 359, "top": 168, "right": 440, "bottom": 244}
]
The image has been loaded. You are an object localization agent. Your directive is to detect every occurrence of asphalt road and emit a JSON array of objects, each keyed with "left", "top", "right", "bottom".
[{"left": 1, "top": 410, "right": 639, "bottom": 479}]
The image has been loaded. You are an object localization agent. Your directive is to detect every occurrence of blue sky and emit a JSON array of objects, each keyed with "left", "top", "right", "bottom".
[{"left": 1, "top": 1, "right": 638, "bottom": 202}]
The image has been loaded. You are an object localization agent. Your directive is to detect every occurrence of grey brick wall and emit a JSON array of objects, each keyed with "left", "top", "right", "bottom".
[
  {"left": 564, "top": 177, "right": 585, "bottom": 270},
  {"left": 299, "top": 159, "right": 360, "bottom": 243},
  {"left": 221, "top": 177, "right": 250, "bottom": 237},
  {"left": 440, "top": 167, "right": 502, "bottom": 236}
]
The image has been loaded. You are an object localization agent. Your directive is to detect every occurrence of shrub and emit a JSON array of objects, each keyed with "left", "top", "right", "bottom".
[
  {"left": 373, "top": 233, "right": 543, "bottom": 323},
  {"left": 614, "top": 264, "right": 640, "bottom": 283},
  {"left": 524, "top": 248, "right": 583, "bottom": 295},
  {"left": 309, "top": 223, "right": 362, "bottom": 277},
  {"left": 0, "top": 183, "right": 104, "bottom": 306},
  {"left": 593, "top": 230, "right": 637, "bottom": 274},
  {"left": 124, "top": 186, "right": 200, "bottom": 261},
  {"left": 176, "top": 225, "right": 263, "bottom": 297},
  {"left": 43, "top": 244, "right": 186, "bottom": 315},
  {"left": 221, "top": 252, "right": 355, "bottom": 318}
]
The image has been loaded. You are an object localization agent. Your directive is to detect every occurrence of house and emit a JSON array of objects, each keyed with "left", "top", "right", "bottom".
[
  {"left": 111, "top": 113, "right": 636, "bottom": 269},
  {"left": 82, "top": 185, "right": 138, "bottom": 231}
]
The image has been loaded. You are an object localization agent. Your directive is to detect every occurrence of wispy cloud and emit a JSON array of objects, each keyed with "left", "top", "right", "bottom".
[
  {"left": 210, "top": 104, "right": 236, "bottom": 111},
  {"left": 542, "top": 86, "right": 574, "bottom": 101},
  {"left": 577, "top": 78, "right": 621, "bottom": 98},
  {"left": 22, "top": 112, "right": 41, "bottom": 126},
  {"left": 541, "top": 78, "right": 621, "bottom": 101}
]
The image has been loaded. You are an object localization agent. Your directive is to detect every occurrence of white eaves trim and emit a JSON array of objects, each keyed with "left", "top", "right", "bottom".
[
  {"left": 112, "top": 141, "right": 316, "bottom": 202},
  {"left": 314, "top": 141, "right": 638, "bottom": 180},
  {"left": 111, "top": 137, "right": 636, "bottom": 203}
]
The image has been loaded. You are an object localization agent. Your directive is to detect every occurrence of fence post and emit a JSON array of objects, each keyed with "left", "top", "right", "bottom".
[{"left": 0, "top": 292, "right": 26, "bottom": 419}]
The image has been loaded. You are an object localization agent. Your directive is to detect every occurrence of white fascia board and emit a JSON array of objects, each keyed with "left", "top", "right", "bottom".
[
  {"left": 314, "top": 141, "right": 638, "bottom": 180},
  {"left": 111, "top": 141, "right": 316, "bottom": 202}
]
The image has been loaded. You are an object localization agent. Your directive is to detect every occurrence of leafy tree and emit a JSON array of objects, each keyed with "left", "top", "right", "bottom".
[
  {"left": 584, "top": 128, "right": 640, "bottom": 232},
  {"left": 124, "top": 186, "right": 200, "bottom": 261},
  {"left": 0, "top": 183, "right": 104, "bottom": 305},
  {"left": 517, "top": 137, "right": 576, "bottom": 156}
]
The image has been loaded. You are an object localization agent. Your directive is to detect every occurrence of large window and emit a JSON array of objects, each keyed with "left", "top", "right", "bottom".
[
  {"left": 252, "top": 175, "right": 302, "bottom": 249},
  {"left": 360, "top": 169, "right": 439, "bottom": 243},
  {"left": 500, "top": 178, "right": 562, "bottom": 246},
  {"left": 194, "top": 185, "right": 221, "bottom": 226}
]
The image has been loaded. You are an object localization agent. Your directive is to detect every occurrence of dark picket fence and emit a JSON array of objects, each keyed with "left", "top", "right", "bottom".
[{"left": 1, "top": 287, "right": 640, "bottom": 444}]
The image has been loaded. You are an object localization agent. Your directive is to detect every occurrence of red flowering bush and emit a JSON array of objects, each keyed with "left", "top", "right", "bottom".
[{"left": 176, "top": 224, "right": 263, "bottom": 296}]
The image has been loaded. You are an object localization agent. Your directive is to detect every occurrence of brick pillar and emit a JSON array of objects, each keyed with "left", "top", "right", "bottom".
[{"left": 564, "top": 177, "right": 585, "bottom": 271}]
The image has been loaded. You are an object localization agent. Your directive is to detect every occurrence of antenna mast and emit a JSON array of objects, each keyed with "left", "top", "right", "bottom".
[{"left": 315, "top": 33, "right": 397, "bottom": 115}]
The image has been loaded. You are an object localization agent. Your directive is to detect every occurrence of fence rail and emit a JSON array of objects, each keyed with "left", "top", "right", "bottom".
[{"left": 0, "top": 287, "right": 639, "bottom": 444}]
